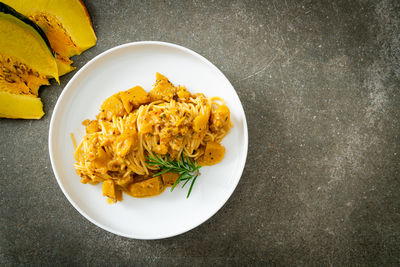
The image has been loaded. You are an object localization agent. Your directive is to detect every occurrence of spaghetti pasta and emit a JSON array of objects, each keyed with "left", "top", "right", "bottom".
[{"left": 73, "top": 73, "right": 232, "bottom": 202}]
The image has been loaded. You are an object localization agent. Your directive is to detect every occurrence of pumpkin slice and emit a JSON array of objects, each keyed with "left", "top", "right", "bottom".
[
  {"left": 0, "top": 3, "right": 58, "bottom": 119},
  {"left": 0, "top": 91, "right": 44, "bottom": 119},
  {"left": 198, "top": 141, "right": 226, "bottom": 166},
  {"left": 0, "top": 3, "right": 58, "bottom": 80},
  {"left": 3, "top": 0, "right": 97, "bottom": 76},
  {"left": 127, "top": 177, "right": 164, "bottom": 198}
]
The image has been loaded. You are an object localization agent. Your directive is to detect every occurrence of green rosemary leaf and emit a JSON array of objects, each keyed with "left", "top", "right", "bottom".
[
  {"left": 187, "top": 175, "right": 198, "bottom": 198},
  {"left": 182, "top": 177, "right": 191, "bottom": 188},
  {"left": 146, "top": 153, "right": 201, "bottom": 198},
  {"left": 153, "top": 168, "right": 171, "bottom": 177}
]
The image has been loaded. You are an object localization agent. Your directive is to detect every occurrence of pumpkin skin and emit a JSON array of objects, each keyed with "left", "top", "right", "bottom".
[
  {"left": 0, "top": 3, "right": 58, "bottom": 119},
  {"left": 3, "top": 0, "right": 97, "bottom": 76}
]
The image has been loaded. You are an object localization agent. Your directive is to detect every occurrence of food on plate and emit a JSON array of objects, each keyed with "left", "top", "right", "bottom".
[
  {"left": 0, "top": 2, "right": 58, "bottom": 119},
  {"left": 2, "top": 0, "right": 97, "bottom": 76},
  {"left": 73, "top": 73, "right": 232, "bottom": 203}
]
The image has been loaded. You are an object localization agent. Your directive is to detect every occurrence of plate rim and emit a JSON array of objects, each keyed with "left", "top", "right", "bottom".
[{"left": 48, "top": 41, "right": 248, "bottom": 239}]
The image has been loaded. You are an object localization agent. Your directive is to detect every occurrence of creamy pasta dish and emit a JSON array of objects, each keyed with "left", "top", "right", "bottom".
[{"left": 73, "top": 73, "right": 232, "bottom": 202}]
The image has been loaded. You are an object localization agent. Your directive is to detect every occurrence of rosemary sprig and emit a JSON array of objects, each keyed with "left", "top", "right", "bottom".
[{"left": 146, "top": 153, "right": 201, "bottom": 198}]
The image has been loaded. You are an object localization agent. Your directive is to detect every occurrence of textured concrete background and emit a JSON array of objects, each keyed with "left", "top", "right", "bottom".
[{"left": 1, "top": 0, "right": 399, "bottom": 265}]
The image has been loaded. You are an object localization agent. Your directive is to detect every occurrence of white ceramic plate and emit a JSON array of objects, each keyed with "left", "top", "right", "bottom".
[{"left": 49, "top": 41, "right": 248, "bottom": 239}]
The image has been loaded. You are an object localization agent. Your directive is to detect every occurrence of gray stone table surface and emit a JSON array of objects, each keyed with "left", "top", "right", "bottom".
[{"left": 1, "top": 0, "right": 399, "bottom": 265}]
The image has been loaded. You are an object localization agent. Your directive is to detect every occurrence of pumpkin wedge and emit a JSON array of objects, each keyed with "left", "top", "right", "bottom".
[
  {"left": 0, "top": 2, "right": 58, "bottom": 119},
  {"left": 3, "top": 0, "right": 97, "bottom": 76},
  {"left": 0, "top": 3, "right": 58, "bottom": 80},
  {"left": 0, "top": 91, "right": 44, "bottom": 119}
]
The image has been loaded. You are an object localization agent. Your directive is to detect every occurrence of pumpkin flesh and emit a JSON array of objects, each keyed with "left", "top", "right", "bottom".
[
  {"left": 0, "top": 55, "right": 49, "bottom": 97},
  {"left": 0, "top": 11, "right": 58, "bottom": 80},
  {"left": 0, "top": 91, "right": 44, "bottom": 119}
]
